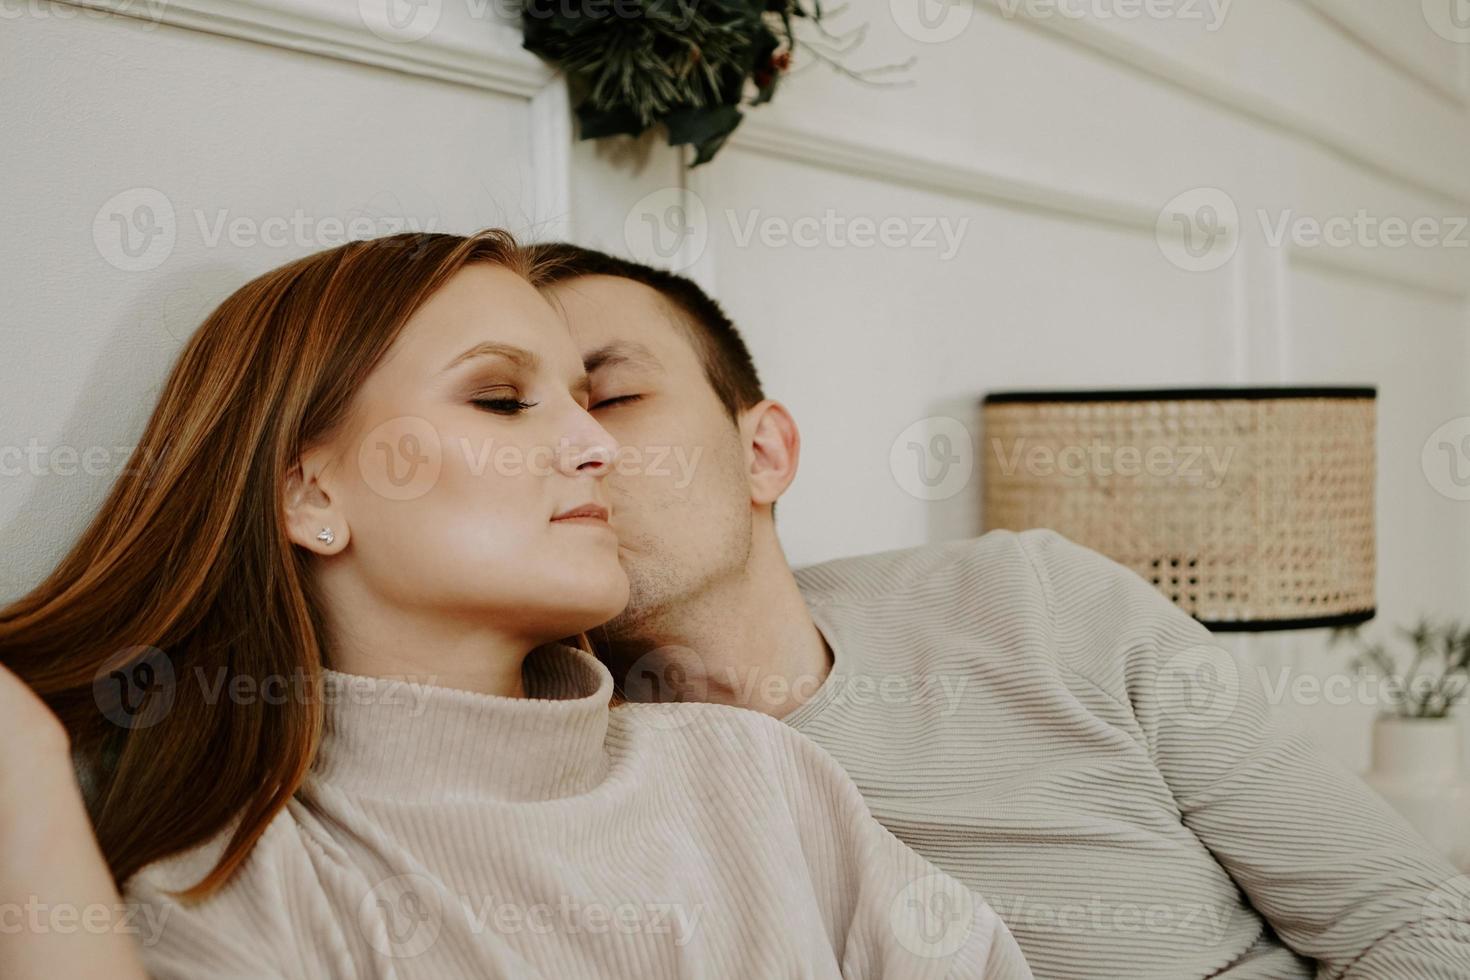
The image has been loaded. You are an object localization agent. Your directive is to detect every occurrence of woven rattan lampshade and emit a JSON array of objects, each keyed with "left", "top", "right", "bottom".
[{"left": 981, "top": 387, "right": 1376, "bottom": 631}]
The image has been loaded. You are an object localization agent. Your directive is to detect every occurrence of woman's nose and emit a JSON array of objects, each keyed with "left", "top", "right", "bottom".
[{"left": 561, "top": 409, "right": 619, "bottom": 477}]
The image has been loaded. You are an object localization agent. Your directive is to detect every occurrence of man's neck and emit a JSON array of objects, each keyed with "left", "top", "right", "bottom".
[{"left": 601, "top": 526, "right": 832, "bottom": 719}]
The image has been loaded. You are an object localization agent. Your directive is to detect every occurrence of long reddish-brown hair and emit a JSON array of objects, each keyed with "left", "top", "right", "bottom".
[{"left": 0, "top": 230, "right": 570, "bottom": 900}]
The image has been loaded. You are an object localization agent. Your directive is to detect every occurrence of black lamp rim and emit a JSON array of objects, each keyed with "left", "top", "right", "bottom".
[
  {"left": 983, "top": 386, "right": 1377, "bottom": 405},
  {"left": 1198, "top": 608, "right": 1376, "bottom": 633}
]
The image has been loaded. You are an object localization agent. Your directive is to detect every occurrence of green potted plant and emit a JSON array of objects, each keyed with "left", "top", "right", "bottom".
[
  {"left": 519, "top": 0, "right": 912, "bottom": 165},
  {"left": 1331, "top": 619, "right": 1470, "bottom": 869}
]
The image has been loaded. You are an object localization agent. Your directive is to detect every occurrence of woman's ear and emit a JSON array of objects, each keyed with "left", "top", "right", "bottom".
[
  {"left": 283, "top": 450, "right": 348, "bottom": 555},
  {"left": 741, "top": 400, "right": 801, "bottom": 507}
]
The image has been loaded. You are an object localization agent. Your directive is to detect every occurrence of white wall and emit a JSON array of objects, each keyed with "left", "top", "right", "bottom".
[
  {"left": 663, "top": 1, "right": 1470, "bottom": 773},
  {"left": 4, "top": 0, "right": 1469, "bottom": 771},
  {"left": 1, "top": 0, "right": 567, "bottom": 594}
]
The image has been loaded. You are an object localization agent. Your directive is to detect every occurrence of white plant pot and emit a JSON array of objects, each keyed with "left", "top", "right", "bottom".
[{"left": 1362, "top": 715, "right": 1470, "bottom": 871}]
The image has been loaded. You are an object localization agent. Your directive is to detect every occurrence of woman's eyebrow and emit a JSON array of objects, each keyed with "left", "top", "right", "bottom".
[
  {"left": 583, "top": 341, "right": 661, "bottom": 374},
  {"left": 441, "top": 342, "right": 537, "bottom": 374}
]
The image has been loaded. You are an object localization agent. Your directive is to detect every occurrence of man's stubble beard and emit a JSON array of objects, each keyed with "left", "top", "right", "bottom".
[
  {"left": 595, "top": 431, "right": 755, "bottom": 656},
  {"left": 598, "top": 509, "right": 753, "bottom": 649}
]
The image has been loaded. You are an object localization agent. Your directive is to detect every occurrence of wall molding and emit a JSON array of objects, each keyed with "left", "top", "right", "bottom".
[
  {"left": 731, "top": 119, "right": 1163, "bottom": 232},
  {"left": 1287, "top": 246, "right": 1470, "bottom": 304},
  {"left": 1294, "top": 0, "right": 1469, "bottom": 108},
  {"left": 65, "top": 0, "right": 1470, "bottom": 214},
  {"left": 974, "top": 0, "right": 1470, "bottom": 209},
  {"left": 528, "top": 73, "right": 573, "bottom": 240},
  {"left": 55, "top": 0, "right": 1470, "bottom": 311},
  {"left": 55, "top": 0, "right": 571, "bottom": 238},
  {"left": 58, "top": 0, "right": 552, "bottom": 97}
]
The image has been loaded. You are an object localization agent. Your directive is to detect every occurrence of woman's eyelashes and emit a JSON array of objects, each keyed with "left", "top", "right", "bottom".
[
  {"left": 470, "top": 377, "right": 639, "bottom": 415},
  {"left": 471, "top": 387, "right": 539, "bottom": 415}
]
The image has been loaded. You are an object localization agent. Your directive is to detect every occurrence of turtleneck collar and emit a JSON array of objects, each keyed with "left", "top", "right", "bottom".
[{"left": 309, "top": 643, "right": 615, "bottom": 804}]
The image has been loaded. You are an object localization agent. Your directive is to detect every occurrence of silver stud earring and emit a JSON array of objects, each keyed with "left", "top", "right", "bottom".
[{"left": 316, "top": 527, "right": 336, "bottom": 546}]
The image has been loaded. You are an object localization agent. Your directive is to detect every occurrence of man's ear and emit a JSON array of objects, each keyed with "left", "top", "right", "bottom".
[
  {"left": 740, "top": 400, "right": 800, "bottom": 507},
  {"left": 283, "top": 448, "right": 348, "bottom": 555}
]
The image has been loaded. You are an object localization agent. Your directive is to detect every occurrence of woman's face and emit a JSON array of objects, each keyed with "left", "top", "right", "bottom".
[{"left": 300, "top": 263, "right": 629, "bottom": 652}]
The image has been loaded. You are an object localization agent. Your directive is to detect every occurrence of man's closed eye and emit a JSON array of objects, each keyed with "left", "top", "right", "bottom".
[{"left": 592, "top": 394, "right": 643, "bottom": 410}]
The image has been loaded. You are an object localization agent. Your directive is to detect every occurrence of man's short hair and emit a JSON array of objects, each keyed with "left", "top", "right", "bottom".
[{"left": 529, "top": 243, "right": 765, "bottom": 423}]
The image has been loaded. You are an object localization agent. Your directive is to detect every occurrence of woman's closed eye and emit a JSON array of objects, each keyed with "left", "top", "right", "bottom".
[{"left": 472, "top": 387, "right": 539, "bottom": 415}]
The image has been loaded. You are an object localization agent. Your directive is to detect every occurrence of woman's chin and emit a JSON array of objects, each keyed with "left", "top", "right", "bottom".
[{"left": 546, "top": 579, "right": 630, "bottom": 639}]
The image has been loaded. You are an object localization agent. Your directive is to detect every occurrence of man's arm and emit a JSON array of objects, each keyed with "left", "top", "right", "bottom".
[{"left": 1022, "top": 528, "right": 1470, "bottom": 979}]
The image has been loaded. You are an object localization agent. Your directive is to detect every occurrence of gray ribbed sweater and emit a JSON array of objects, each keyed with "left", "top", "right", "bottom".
[
  {"left": 788, "top": 527, "right": 1470, "bottom": 979},
  {"left": 122, "top": 644, "right": 1032, "bottom": 978}
]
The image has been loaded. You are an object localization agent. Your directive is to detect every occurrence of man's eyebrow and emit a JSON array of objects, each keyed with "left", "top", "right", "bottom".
[
  {"left": 441, "top": 342, "right": 537, "bottom": 374},
  {"left": 582, "top": 341, "right": 662, "bottom": 373}
]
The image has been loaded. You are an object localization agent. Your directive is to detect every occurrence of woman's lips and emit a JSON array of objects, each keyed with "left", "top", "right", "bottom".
[{"left": 550, "top": 503, "right": 611, "bottom": 526}]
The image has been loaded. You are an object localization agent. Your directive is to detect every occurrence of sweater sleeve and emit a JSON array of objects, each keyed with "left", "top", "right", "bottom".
[
  {"left": 1020, "top": 527, "right": 1470, "bottom": 979},
  {"left": 120, "top": 818, "right": 311, "bottom": 980},
  {"left": 124, "top": 874, "right": 287, "bottom": 979},
  {"left": 768, "top": 720, "right": 1034, "bottom": 980}
]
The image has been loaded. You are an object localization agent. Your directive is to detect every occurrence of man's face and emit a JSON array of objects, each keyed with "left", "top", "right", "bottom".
[{"left": 544, "top": 275, "right": 754, "bottom": 637}]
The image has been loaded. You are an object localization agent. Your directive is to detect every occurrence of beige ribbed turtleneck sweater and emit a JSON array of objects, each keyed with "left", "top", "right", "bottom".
[{"left": 122, "top": 644, "right": 1032, "bottom": 979}]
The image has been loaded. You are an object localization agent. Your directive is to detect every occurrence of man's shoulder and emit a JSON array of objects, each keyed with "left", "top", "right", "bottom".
[
  {"left": 792, "top": 527, "right": 1103, "bottom": 607},
  {"left": 789, "top": 529, "right": 1165, "bottom": 698}
]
